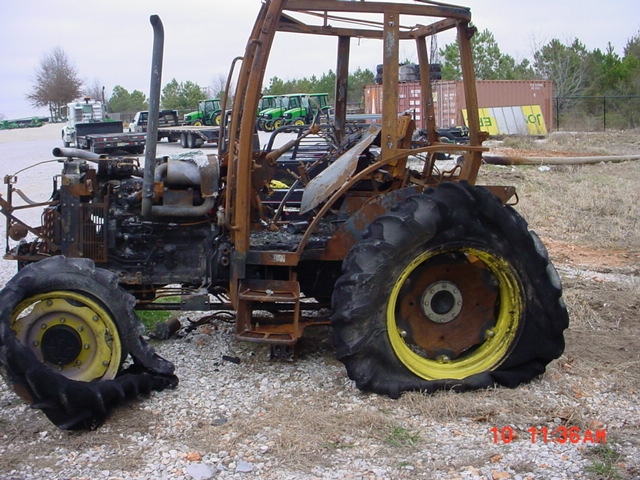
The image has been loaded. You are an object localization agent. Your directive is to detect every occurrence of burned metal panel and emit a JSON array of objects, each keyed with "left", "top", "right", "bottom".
[
  {"left": 321, "top": 185, "right": 422, "bottom": 260},
  {"left": 79, "top": 202, "right": 108, "bottom": 262},
  {"left": 299, "top": 124, "right": 381, "bottom": 214}
]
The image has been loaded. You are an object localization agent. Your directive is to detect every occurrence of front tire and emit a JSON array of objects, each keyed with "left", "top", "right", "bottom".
[
  {"left": 0, "top": 257, "right": 177, "bottom": 429},
  {"left": 331, "top": 182, "right": 568, "bottom": 397}
]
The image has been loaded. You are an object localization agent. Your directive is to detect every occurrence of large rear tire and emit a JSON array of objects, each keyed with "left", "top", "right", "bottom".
[
  {"left": 0, "top": 256, "right": 178, "bottom": 429},
  {"left": 331, "top": 182, "right": 568, "bottom": 398}
]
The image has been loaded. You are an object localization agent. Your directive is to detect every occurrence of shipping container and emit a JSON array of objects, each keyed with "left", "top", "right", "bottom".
[{"left": 364, "top": 80, "right": 554, "bottom": 134}]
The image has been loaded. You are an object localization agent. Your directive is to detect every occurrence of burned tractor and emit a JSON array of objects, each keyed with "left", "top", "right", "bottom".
[{"left": 0, "top": 1, "right": 568, "bottom": 430}]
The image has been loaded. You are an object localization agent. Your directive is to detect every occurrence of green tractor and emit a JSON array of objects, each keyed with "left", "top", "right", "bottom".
[
  {"left": 257, "top": 93, "right": 307, "bottom": 131},
  {"left": 257, "top": 94, "right": 281, "bottom": 115},
  {"left": 183, "top": 98, "right": 222, "bottom": 126},
  {"left": 282, "top": 93, "right": 331, "bottom": 126},
  {"left": 256, "top": 95, "right": 284, "bottom": 131}
]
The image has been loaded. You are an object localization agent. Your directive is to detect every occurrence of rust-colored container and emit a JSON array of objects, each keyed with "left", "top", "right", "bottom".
[{"left": 364, "top": 80, "right": 554, "bottom": 133}]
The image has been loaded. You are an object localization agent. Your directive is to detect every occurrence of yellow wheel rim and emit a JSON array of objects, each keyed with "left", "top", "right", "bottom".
[
  {"left": 387, "top": 248, "right": 523, "bottom": 380},
  {"left": 11, "top": 291, "right": 123, "bottom": 381}
]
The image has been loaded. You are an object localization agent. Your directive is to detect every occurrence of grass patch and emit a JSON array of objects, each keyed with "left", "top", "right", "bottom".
[
  {"left": 584, "top": 444, "right": 623, "bottom": 479},
  {"left": 135, "top": 295, "right": 180, "bottom": 331},
  {"left": 501, "top": 135, "right": 536, "bottom": 150},
  {"left": 384, "top": 426, "right": 421, "bottom": 448}
]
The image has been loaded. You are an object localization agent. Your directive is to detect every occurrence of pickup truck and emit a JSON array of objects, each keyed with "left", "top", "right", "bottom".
[
  {"left": 65, "top": 121, "right": 146, "bottom": 154},
  {"left": 129, "top": 109, "right": 181, "bottom": 142},
  {"left": 62, "top": 98, "right": 146, "bottom": 155}
]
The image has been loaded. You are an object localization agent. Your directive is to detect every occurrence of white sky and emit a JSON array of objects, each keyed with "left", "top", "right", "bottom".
[{"left": 0, "top": 0, "right": 638, "bottom": 119}]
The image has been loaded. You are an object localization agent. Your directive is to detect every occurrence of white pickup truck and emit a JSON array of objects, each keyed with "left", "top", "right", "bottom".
[
  {"left": 62, "top": 98, "right": 146, "bottom": 154},
  {"left": 129, "top": 109, "right": 180, "bottom": 142}
]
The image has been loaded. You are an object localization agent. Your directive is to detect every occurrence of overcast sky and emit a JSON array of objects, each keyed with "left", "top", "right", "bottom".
[{"left": 1, "top": 0, "right": 638, "bottom": 119}]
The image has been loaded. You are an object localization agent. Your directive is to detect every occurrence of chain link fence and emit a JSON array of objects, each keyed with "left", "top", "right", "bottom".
[{"left": 554, "top": 95, "right": 640, "bottom": 131}]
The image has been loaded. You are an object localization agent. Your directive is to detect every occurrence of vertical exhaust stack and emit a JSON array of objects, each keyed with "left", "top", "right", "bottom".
[{"left": 142, "top": 14, "right": 164, "bottom": 218}]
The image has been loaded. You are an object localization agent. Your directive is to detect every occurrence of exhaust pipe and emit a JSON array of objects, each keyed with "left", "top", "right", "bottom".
[
  {"left": 142, "top": 14, "right": 164, "bottom": 218},
  {"left": 52, "top": 147, "right": 101, "bottom": 161}
]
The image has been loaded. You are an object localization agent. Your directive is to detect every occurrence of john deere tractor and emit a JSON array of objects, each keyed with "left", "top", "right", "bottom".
[
  {"left": 183, "top": 98, "right": 223, "bottom": 126},
  {"left": 282, "top": 93, "right": 331, "bottom": 126}
]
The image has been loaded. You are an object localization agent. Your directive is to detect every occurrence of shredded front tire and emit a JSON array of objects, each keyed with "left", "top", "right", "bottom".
[{"left": 0, "top": 256, "right": 178, "bottom": 430}]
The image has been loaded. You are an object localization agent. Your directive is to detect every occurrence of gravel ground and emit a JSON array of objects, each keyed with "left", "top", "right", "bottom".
[
  {"left": 1, "top": 124, "right": 639, "bottom": 479},
  {"left": 2, "top": 322, "right": 638, "bottom": 480}
]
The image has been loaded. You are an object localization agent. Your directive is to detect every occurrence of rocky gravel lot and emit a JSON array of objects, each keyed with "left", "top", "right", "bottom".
[{"left": 1, "top": 124, "right": 639, "bottom": 479}]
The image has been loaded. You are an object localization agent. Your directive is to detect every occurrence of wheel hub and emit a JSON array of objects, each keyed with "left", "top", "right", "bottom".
[
  {"left": 11, "top": 292, "right": 122, "bottom": 381},
  {"left": 41, "top": 325, "right": 82, "bottom": 365},
  {"left": 420, "top": 281, "right": 463, "bottom": 323}
]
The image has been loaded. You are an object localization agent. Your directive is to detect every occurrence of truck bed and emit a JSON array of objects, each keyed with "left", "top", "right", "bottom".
[
  {"left": 158, "top": 125, "right": 220, "bottom": 148},
  {"left": 76, "top": 121, "right": 124, "bottom": 137},
  {"left": 74, "top": 120, "right": 146, "bottom": 154}
]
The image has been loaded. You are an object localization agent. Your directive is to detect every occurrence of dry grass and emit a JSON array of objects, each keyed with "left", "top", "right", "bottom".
[
  {"left": 397, "top": 386, "right": 588, "bottom": 429},
  {"left": 228, "top": 392, "right": 404, "bottom": 468},
  {"left": 500, "top": 130, "right": 640, "bottom": 156},
  {"left": 479, "top": 161, "right": 640, "bottom": 250}
]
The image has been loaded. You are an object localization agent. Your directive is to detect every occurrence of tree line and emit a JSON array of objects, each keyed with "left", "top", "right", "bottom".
[{"left": 24, "top": 28, "right": 640, "bottom": 123}]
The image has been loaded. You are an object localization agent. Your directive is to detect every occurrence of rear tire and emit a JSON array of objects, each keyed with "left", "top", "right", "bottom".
[{"left": 331, "top": 182, "right": 568, "bottom": 397}]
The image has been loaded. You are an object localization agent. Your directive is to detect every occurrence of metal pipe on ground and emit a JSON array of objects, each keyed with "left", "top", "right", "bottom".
[{"left": 483, "top": 155, "right": 640, "bottom": 166}]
